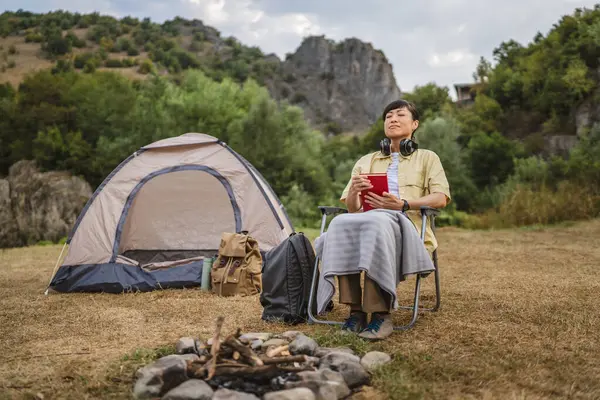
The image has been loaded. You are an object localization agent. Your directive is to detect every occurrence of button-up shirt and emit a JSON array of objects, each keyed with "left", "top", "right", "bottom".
[{"left": 340, "top": 149, "right": 451, "bottom": 252}]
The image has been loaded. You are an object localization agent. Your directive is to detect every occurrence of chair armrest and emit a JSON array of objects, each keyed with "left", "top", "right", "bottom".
[
  {"left": 318, "top": 206, "right": 348, "bottom": 216},
  {"left": 420, "top": 206, "right": 440, "bottom": 217}
]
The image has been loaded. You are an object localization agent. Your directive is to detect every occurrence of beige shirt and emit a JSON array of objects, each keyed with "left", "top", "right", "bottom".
[{"left": 340, "top": 149, "right": 451, "bottom": 252}]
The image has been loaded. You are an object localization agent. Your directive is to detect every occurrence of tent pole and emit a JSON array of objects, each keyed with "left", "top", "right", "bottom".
[{"left": 44, "top": 243, "right": 67, "bottom": 295}]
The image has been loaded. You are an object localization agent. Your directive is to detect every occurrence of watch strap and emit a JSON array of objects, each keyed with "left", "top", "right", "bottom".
[{"left": 402, "top": 199, "right": 410, "bottom": 212}]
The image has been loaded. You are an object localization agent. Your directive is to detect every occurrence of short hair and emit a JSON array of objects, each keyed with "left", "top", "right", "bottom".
[{"left": 382, "top": 99, "right": 420, "bottom": 121}]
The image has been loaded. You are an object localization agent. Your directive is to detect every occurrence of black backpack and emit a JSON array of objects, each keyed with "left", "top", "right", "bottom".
[{"left": 260, "top": 232, "right": 332, "bottom": 324}]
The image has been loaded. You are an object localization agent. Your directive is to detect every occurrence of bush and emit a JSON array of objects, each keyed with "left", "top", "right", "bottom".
[
  {"left": 137, "top": 59, "right": 155, "bottom": 74},
  {"left": 25, "top": 32, "right": 43, "bottom": 43},
  {"left": 470, "top": 181, "right": 600, "bottom": 229},
  {"left": 105, "top": 58, "right": 123, "bottom": 68}
]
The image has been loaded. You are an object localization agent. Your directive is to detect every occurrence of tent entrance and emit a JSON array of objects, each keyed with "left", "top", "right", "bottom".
[{"left": 112, "top": 167, "right": 242, "bottom": 265}]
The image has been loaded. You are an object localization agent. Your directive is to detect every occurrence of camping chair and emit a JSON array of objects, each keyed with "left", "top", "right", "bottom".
[{"left": 306, "top": 205, "right": 441, "bottom": 331}]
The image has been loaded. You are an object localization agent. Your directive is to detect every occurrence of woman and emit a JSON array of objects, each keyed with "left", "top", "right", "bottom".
[{"left": 317, "top": 99, "right": 451, "bottom": 340}]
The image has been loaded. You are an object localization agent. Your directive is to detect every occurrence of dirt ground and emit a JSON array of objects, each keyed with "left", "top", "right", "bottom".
[{"left": 1, "top": 220, "right": 599, "bottom": 400}]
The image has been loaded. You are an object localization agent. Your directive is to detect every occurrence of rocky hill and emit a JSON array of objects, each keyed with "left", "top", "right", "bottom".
[{"left": 0, "top": 11, "right": 401, "bottom": 134}]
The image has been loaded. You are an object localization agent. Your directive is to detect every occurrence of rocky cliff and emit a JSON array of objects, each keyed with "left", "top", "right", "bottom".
[
  {"left": 264, "top": 36, "right": 402, "bottom": 134},
  {"left": 0, "top": 160, "right": 92, "bottom": 248}
]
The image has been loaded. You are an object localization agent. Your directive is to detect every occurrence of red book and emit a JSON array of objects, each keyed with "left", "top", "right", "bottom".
[{"left": 359, "top": 173, "right": 389, "bottom": 212}]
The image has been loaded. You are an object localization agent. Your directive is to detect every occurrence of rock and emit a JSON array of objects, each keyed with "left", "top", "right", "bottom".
[
  {"left": 250, "top": 339, "right": 263, "bottom": 350},
  {"left": 212, "top": 388, "right": 260, "bottom": 400},
  {"left": 0, "top": 160, "right": 92, "bottom": 248},
  {"left": 239, "top": 332, "right": 272, "bottom": 342},
  {"left": 285, "top": 368, "right": 350, "bottom": 399},
  {"left": 0, "top": 179, "right": 19, "bottom": 248},
  {"left": 269, "top": 36, "right": 402, "bottom": 133},
  {"left": 261, "top": 338, "right": 288, "bottom": 348},
  {"left": 263, "top": 388, "right": 315, "bottom": 400},
  {"left": 319, "top": 352, "right": 369, "bottom": 388},
  {"left": 280, "top": 331, "right": 303, "bottom": 340},
  {"left": 304, "top": 356, "right": 321, "bottom": 367},
  {"left": 194, "top": 339, "right": 209, "bottom": 356},
  {"left": 313, "top": 347, "right": 355, "bottom": 358},
  {"left": 176, "top": 337, "right": 196, "bottom": 355},
  {"left": 319, "top": 351, "right": 360, "bottom": 365},
  {"left": 161, "top": 379, "right": 213, "bottom": 400},
  {"left": 289, "top": 334, "right": 318, "bottom": 356},
  {"left": 360, "top": 351, "right": 391, "bottom": 372},
  {"left": 133, "top": 354, "right": 199, "bottom": 399}
]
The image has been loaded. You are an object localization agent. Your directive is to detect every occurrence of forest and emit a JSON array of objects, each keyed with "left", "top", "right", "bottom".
[{"left": 1, "top": 6, "right": 599, "bottom": 229}]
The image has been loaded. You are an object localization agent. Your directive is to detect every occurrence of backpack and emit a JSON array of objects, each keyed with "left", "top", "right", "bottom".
[
  {"left": 260, "top": 232, "right": 332, "bottom": 324},
  {"left": 211, "top": 231, "right": 262, "bottom": 297}
]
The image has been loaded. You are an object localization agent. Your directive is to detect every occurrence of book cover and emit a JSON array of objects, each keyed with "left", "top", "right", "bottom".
[{"left": 359, "top": 173, "right": 388, "bottom": 212}]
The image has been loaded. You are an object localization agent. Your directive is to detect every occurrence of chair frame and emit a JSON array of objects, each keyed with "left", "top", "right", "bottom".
[{"left": 307, "top": 205, "right": 441, "bottom": 331}]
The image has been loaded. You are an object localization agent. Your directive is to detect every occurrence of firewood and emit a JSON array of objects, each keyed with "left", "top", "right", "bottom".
[
  {"left": 206, "top": 364, "right": 313, "bottom": 380},
  {"left": 233, "top": 351, "right": 240, "bottom": 360},
  {"left": 261, "top": 355, "right": 307, "bottom": 365},
  {"left": 266, "top": 345, "right": 288, "bottom": 358},
  {"left": 223, "top": 335, "right": 264, "bottom": 366},
  {"left": 207, "top": 316, "right": 225, "bottom": 380}
]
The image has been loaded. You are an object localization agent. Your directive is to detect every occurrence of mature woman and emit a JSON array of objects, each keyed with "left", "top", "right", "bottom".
[{"left": 315, "top": 100, "right": 451, "bottom": 340}]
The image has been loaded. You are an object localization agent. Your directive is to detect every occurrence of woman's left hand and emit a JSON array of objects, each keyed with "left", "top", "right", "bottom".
[{"left": 364, "top": 192, "right": 404, "bottom": 210}]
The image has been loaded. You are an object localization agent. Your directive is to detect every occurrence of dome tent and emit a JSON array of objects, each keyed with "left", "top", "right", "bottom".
[{"left": 46, "top": 133, "right": 294, "bottom": 294}]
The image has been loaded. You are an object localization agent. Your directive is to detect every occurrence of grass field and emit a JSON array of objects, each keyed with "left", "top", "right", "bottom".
[{"left": 1, "top": 220, "right": 600, "bottom": 399}]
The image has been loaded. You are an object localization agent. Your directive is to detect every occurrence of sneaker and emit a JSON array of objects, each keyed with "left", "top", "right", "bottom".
[
  {"left": 358, "top": 312, "right": 393, "bottom": 340},
  {"left": 341, "top": 311, "right": 367, "bottom": 333}
]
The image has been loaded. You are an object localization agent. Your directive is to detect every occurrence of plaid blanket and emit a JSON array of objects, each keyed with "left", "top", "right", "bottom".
[{"left": 313, "top": 209, "right": 435, "bottom": 314}]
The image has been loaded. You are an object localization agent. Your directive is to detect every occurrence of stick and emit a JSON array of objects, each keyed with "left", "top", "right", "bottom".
[
  {"left": 261, "top": 355, "right": 307, "bottom": 365},
  {"left": 266, "top": 345, "right": 288, "bottom": 358},
  {"left": 203, "top": 364, "right": 313, "bottom": 380},
  {"left": 207, "top": 316, "right": 225, "bottom": 380},
  {"left": 223, "top": 336, "right": 264, "bottom": 366}
]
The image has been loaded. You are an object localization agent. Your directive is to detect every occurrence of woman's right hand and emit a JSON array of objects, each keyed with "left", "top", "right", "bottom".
[{"left": 348, "top": 175, "right": 373, "bottom": 197}]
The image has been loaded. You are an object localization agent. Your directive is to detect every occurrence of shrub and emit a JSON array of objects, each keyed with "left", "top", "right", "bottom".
[
  {"left": 470, "top": 181, "right": 600, "bottom": 229},
  {"left": 137, "top": 59, "right": 155, "bottom": 74},
  {"left": 105, "top": 59, "right": 124, "bottom": 68},
  {"left": 25, "top": 32, "right": 43, "bottom": 43}
]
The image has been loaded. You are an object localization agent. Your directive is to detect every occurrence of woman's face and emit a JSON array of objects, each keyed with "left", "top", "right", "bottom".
[{"left": 384, "top": 107, "right": 419, "bottom": 140}]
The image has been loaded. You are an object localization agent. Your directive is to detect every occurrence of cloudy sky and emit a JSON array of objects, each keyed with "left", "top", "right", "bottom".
[{"left": 4, "top": 0, "right": 598, "bottom": 96}]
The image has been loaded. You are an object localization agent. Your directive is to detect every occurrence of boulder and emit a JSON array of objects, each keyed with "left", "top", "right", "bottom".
[{"left": 0, "top": 160, "right": 92, "bottom": 248}]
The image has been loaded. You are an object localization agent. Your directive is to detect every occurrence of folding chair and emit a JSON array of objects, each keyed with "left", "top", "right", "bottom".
[{"left": 306, "top": 205, "right": 441, "bottom": 331}]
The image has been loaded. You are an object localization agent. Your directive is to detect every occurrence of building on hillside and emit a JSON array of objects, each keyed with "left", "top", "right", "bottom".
[{"left": 454, "top": 83, "right": 477, "bottom": 105}]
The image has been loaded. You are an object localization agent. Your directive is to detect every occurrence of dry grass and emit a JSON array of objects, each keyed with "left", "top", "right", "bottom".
[
  {"left": 0, "top": 36, "right": 53, "bottom": 87},
  {"left": 1, "top": 220, "right": 600, "bottom": 399},
  {"left": 0, "top": 33, "right": 151, "bottom": 88}
]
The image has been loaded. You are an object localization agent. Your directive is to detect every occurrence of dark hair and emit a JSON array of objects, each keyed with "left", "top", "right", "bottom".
[{"left": 382, "top": 99, "right": 420, "bottom": 121}]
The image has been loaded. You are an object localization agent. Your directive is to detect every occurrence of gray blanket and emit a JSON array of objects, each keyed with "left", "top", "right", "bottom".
[{"left": 313, "top": 209, "right": 435, "bottom": 314}]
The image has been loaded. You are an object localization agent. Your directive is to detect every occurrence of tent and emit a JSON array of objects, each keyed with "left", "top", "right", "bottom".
[{"left": 46, "top": 133, "right": 294, "bottom": 294}]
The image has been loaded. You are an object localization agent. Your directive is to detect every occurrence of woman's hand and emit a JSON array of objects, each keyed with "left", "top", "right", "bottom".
[
  {"left": 348, "top": 175, "right": 372, "bottom": 197},
  {"left": 365, "top": 192, "right": 404, "bottom": 210}
]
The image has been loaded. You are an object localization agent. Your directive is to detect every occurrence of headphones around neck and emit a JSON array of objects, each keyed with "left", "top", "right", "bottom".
[{"left": 380, "top": 137, "right": 419, "bottom": 157}]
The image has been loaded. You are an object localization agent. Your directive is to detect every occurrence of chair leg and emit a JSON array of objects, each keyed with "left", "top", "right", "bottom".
[
  {"left": 394, "top": 274, "right": 422, "bottom": 331},
  {"left": 397, "top": 250, "right": 440, "bottom": 313}
]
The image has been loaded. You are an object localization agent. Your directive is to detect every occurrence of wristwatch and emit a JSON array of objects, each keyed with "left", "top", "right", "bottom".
[{"left": 401, "top": 199, "right": 410, "bottom": 212}]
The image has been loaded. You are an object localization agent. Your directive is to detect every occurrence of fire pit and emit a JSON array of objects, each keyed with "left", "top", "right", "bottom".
[{"left": 132, "top": 316, "right": 392, "bottom": 399}]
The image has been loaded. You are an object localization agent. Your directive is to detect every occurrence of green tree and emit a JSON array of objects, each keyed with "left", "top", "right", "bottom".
[
  {"left": 403, "top": 82, "right": 452, "bottom": 121},
  {"left": 467, "top": 132, "right": 520, "bottom": 188}
]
